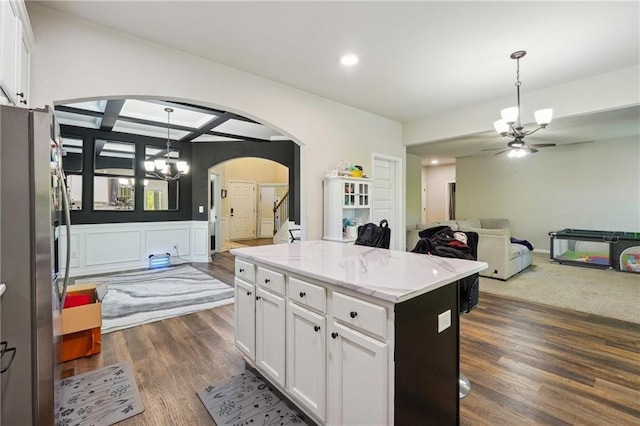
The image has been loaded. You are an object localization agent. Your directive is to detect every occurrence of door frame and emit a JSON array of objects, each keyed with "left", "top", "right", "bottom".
[
  {"left": 445, "top": 180, "right": 456, "bottom": 221},
  {"left": 371, "top": 153, "right": 404, "bottom": 251},
  {"left": 208, "top": 172, "right": 221, "bottom": 253}
]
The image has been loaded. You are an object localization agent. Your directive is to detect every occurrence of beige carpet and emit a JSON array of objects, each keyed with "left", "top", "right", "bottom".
[{"left": 480, "top": 253, "right": 639, "bottom": 324}]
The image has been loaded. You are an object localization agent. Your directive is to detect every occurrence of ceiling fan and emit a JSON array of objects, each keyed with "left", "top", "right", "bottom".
[{"left": 485, "top": 136, "right": 556, "bottom": 158}]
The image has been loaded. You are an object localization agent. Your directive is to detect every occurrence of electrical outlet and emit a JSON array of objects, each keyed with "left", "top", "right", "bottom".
[{"left": 438, "top": 310, "right": 451, "bottom": 333}]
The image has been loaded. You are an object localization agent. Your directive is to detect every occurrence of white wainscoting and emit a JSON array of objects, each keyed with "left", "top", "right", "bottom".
[{"left": 58, "top": 221, "right": 211, "bottom": 277}]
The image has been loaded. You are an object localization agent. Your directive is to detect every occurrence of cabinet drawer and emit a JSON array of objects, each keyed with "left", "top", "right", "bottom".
[
  {"left": 289, "top": 277, "right": 326, "bottom": 314},
  {"left": 235, "top": 259, "right": 255, "bottom": 283},
  {"left": 257, "top": 267, "right": 285, "bottom": 296},
  {"left": 332, "top": 292, "right": 387, "bottom": 340}
]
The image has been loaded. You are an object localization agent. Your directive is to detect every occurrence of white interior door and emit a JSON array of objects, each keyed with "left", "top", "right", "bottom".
[
  {"left": 229, "top": 180, "right": 255, "bottom": 240},
  {"left": 372, "top": 155, "right": 402, "bottom": 250}
]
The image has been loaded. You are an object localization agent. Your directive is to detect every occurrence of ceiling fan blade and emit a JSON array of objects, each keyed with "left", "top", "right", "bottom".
[
  {"left": 525, "top": 147, "right": 539, "bottom": 154},
  {"left": 481, "top": 147, "right": 504, "bottom": 152},
  {"left": 528, "top": 143, "right": 556, "bottom": 148},
  {"left": 493, "top": 149, "right": 509, "bottom": 156}
]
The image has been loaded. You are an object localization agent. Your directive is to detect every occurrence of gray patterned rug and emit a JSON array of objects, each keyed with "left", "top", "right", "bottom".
[
  {"left": 198, "top": 370, "right": 308, "bottom": 425},
  {"left": 55, "top": 362, "right": 144, "bottom": 426},
  {"left": 75, "top": 265, "right": 235, "bottom": 333}
]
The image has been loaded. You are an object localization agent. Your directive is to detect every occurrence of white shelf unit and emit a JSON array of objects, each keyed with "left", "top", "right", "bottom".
[{"left": 323, "top": 177, "right": 372, "bottom": 243}]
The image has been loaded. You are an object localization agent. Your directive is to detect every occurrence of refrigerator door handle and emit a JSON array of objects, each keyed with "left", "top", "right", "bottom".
[{"left": 58, "top": 167, "right": 72, "bottom": 311}]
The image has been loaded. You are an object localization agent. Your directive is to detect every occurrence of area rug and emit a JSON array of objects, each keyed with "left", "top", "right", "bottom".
[
  {"left": 197, "top": 370, "right": 308, "bottom": 425},
  {"left": 75, "top": 265, "right": 235, "bottom": 333},
  {"left": 480, "top": 253, "right": 640, "bottom": 323},
  {"left": 55, "top": 362, "right": 144, "bottom": 426}
]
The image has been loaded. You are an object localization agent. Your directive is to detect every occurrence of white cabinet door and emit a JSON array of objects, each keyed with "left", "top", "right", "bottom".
[
  {"left": 286, "top": 301, "right": 326, "bottom": 421},
  {"left": 256, "top": 287, "right": 286, "bottom": 387},
  {"left": 234, "top": 278, "right": 255, "bottom": 361},
  {"left": 0, "top": 0, "right": 20, "bottom": 105},
  {"left": 328, "top": 321, "right": 388, "bottom": 426}
]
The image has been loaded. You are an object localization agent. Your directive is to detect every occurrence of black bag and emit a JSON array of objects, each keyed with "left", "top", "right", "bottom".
[
  {"left": 355, "top": 219, "right": 391, "bottom": 249},
  {"left": 459, "top": 273, "right": 479, "bottom": 313}
]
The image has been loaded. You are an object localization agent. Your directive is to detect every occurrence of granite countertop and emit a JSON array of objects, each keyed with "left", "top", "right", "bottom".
[{"left": 231, "top": 240, "right": 487, "bottom": 303}]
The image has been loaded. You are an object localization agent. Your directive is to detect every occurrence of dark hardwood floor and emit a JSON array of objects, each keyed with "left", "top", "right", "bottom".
[{"left": 63, "top": 251, "right": 640, "bottom": 425}]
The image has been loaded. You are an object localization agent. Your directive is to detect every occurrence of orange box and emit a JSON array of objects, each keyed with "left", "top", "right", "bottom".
[
  {"left": 59, "top": 327, "right": 101, "bottom": 363},
  {"left": 58, "top": 284, "right": 103, "bottom": 362}
]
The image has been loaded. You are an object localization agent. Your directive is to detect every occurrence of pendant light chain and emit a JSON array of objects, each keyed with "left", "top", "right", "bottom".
[
  {"left": 515, "top": 57, "right": 522, "bottom": 130},
  {"left": 165, "top": 107, "right": 173, "bottom": 169}
]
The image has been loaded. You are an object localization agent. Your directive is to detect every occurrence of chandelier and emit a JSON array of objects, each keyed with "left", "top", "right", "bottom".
[
  {"left": 493, "top": 50, "right": 553, "bottom": 158},
  {"left": 144, "top": 107, "right": 189, "bottom": 180}
]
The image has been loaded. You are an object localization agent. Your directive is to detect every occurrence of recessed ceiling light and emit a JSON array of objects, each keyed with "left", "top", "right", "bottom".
[
  {"left": 431, "top": 159, "right": 439, "bottom": 165},
  {"left": 340, "top": 54, "right": 359, "bottom": 66}
]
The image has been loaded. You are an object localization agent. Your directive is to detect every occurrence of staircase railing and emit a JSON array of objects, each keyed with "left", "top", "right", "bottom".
[{"left": 273, "top": 191, "right": 289, "bottom": 236}]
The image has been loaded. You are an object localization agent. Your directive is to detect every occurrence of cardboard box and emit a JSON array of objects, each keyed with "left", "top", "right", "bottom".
[{"left": 58, "top": 283, "right": 103, "bottom": 363}]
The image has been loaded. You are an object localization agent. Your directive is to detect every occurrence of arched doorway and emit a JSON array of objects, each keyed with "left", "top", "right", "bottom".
[
  {"left": 208, "top": 157, "right": 289, "bottom": 254},
  {"left": 53, "top": 96, "right": 301, "bottom": 271}
]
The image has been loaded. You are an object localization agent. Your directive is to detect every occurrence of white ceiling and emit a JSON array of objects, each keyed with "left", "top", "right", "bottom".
[{"left": 34, "top": 1, "right": 639, "bottom": 159}]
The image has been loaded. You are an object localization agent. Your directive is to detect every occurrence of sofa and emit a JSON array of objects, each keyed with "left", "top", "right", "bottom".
[{"left": 406, "top": 218, "right": 533, "bottom": 280}]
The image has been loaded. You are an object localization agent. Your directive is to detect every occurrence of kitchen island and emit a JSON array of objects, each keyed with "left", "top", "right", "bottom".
[{"left": 231, "top": 240, "right": 487, "bottom": 425}]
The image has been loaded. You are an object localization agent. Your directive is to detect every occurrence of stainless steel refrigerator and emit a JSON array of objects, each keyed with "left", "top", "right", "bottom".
[{"left": 0, "top": 104, "right": 71, "bottom": 425}]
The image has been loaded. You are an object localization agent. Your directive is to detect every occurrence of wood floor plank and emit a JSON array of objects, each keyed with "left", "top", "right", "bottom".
[{"left": 61, "top": 251, "right": 640, "bottom": 425}]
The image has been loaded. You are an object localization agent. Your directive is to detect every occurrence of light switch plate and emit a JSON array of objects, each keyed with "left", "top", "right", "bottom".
[
  {"left": 438, "top": 310, "right": 451, "bottom": 333},
  {"left": 199, "top": 205, "right": 204, "bottom": 213}
]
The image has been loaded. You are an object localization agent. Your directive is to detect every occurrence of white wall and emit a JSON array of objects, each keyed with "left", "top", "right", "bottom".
[
  {"left": 27, "top": 4, "right": 404, "bottom": 241},
  {"left": 456, "top": 138, "right": 640, "bottom": 251},
  {"left": 60, "top": 221, "right": 209, "bottom": 277},
  {"left": 423, "top": 164, "right": 456, "bottom": 223}
]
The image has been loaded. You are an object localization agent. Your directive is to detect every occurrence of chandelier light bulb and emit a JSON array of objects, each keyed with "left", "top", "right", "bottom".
[
  {"left": 176, "top": 161, "right": 189, "bottom": 173},
  {"left": 534, "top": 108, "right": 553, "bottom": 126},
  {"left": 500, "top": 107, "right": 519, "bottom": 125},
  {"left": 493, "top": 119, "right": 510, "bottom": 135},
  {"left": 144, "top": 161, "right": 155, "bottom": 171}
]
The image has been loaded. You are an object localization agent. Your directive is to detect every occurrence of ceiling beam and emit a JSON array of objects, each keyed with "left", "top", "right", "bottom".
[
  {"left": 100, "top": 99, "right": 126, "bottom": 131},
  {"left": 206, "top": 130, "right": 272, "bottom": 143},
  {"left": 117, "top": 115, "right": 196, "bottom": 133},
  {"left": 179, "top": 112, "right": 235, "bottom": 143},
  {"left": 151, "top": 100, "right": 260, "bottom": 124},
  {"left": 55, "top": 105, "right": 103, "bottom": 118}
]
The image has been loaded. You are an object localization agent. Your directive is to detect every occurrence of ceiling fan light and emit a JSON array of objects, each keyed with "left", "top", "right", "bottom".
[
  {"left": 493, "top": 119, "right": 510, "bottom": 135},
  {"left": 500, "top": 107, "right": 519, "bottom": 125},
  {"left": 507, "top": 150, "right": 517, "bottom": 158},
  {"left": 144, "top": 160, "right": 155, "bottom": 171},
  {"left": 535, "top": 108, "right": 553, "bottom": 126},
  {"left": 516, "top": 149, "right": 527, "bottom": 158}
]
